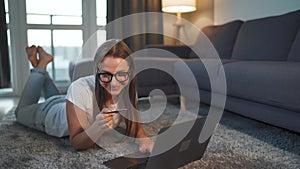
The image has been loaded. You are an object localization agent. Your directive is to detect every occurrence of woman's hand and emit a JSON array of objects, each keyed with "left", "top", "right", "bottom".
[
  {"left": 98, "top": 108, "right": 122, "bottom": 129},
  {"left": 83, "top": 108, "right": 122, "bottom": 143},
  {"left": 67, "top": 101, "right": 122, "bottom": 150},
  {"left": 138, "top": 137, "right": 154, "bottom": 153}
]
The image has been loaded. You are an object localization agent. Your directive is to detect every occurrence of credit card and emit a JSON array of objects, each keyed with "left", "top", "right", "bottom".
[{"left": 102, "top": 108, "right": 128, "bottom": 114}]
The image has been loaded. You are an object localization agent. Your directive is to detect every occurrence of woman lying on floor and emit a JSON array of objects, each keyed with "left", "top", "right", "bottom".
[{"left": 15, "top": 39, "right": 154, "bottom": 152}]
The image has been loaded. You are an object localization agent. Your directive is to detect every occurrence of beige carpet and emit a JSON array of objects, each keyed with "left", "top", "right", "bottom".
[{"left": 0, "top": 101, "right": 299, "bottom": 169}]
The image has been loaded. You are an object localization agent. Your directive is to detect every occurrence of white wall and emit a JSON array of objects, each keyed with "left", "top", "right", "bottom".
[
  {"left": 163, "top": 0, "right": 214, "bottom": 45},
  {"left": 214, "top": 0, "right": 300, "bottom": 24},
  {"left": 184, "top": 0, "right": 214, "bottom": 29}
]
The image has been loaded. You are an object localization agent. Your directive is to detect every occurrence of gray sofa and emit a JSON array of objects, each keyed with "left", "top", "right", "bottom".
[
  {"left": 69, "top": 9, "right": 300, "bottom": 133},
  {"left": 173, "top": 9, "right": 300, "bottom": 133},
  {"left": 69, "top": 56, "right": 179, "bottom": 97}
]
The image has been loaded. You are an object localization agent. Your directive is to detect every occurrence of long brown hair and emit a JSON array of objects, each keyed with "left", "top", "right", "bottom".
[{"left": 94, "top": 39, "right": 139, "bottom": 137}]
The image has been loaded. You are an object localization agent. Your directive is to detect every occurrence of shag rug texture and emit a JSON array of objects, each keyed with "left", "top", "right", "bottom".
[{"left": 0, "top": 101, "right": 299, "bottom": 169}]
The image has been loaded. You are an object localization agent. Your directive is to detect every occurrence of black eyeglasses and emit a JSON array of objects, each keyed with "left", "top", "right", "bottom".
[{"left": 97, "top": 71, "right": 130, "bottom": 83}]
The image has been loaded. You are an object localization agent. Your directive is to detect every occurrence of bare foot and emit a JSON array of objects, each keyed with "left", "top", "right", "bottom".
[
  {"left": 37, "top": 46, "right": 53, "bottom": 70},
  {"left": 26, "top": 45, "right": 38, "bottom": 67}
]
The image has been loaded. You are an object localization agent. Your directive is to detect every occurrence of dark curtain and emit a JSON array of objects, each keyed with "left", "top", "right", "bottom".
[
  {"left": 0, "top": 0, "right": 10, "bottom": 88},
  {"left": 107, "top": 0, "right": 163, "bottom": 52}
]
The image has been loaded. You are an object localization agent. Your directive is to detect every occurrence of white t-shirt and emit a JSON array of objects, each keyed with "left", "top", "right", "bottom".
[
  {"left": 45, "top": 75, "right": 117, "bottom": 137},
  {"left": 65, "top": 75, "right": 100, "bottom": 129}
]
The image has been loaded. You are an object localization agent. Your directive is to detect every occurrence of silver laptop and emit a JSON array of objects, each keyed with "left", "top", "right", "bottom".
[{"left": 103, "top": 116, "right": 211, "bottom": 169}]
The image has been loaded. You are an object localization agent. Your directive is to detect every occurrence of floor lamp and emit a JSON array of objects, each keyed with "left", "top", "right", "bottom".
[{"left": 162, "top": 0, "right": 197, "bottom": 45}]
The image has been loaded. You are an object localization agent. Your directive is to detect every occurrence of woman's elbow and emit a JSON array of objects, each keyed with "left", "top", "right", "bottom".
[
  {"left": 69, "top": 136, "right": 84, "bottom": 150},
  {"left": 69, "top": 135, "right": 93, "bottom": 151}
]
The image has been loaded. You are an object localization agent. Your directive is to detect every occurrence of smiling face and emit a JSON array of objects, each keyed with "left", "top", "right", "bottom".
[{"left": 98, "top": 56, "right": 130, "bottom": 97}]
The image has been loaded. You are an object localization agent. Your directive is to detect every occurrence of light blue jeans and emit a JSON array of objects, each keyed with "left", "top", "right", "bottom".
[{"left": 15, "top": 68, "right": 63, "bottom": 132}]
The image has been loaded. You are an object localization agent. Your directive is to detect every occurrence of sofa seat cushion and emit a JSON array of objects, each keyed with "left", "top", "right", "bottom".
[
  {"left": 288, "top": 26, "right": 300, "bottom": 62},
  {"left": 232, "top": 10, "right": 300, "bottom": 61},
  {"left": 133, "top": 57, "right": 180, "bottom": 86},
  {"left": 224, "top": 61, "right": 300, "bottom": 112},
  {"left": 174, "top": 58, "right": 234, "bottom": 93},
  {"left": 190, "top": 20, "right": 243, "bottom": 59}
]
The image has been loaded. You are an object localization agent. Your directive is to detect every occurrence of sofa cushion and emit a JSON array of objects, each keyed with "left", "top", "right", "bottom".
[
  {"left": 224, "top": 61, "right": 300, "bottom": 112},
  {"left": 145, "top": 45, "right": 192, "bottom": 59},
  {"left": 133, "top": 57, "right": 178, "bottom": 86},
  {"left": 69, "top": 58, "right": 94, "bottom": 82},
  {"left": 287, "top": 27, "right": 300, "bottom": 62},
  {"left": 174, "top": 59, "right": 211, "bottom": 92},
  {"left": 173, "top": 58, "right": 234, "bottom": 93},
  {"left": 190, "top": 20, "right": 243, "bottom": 59},
  {"left": 232, "top": 10, "right": 300, "bottom": 61}
]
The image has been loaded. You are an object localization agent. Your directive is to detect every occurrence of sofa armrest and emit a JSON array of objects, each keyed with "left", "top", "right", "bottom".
[
  {"left": 69, "top": 58, "right": 94, "bottom": 82},
  {"left": 145, "top": 44, "right": 192, "bottom": 58}
]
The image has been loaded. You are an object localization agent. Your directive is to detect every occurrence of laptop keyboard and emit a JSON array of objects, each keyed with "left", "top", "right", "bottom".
[
  {"left": 103, "top": 151, "right": 150, "bottom": 169},
  {"left": 127, "top": 158, "right": 148, "bottom": 169}
]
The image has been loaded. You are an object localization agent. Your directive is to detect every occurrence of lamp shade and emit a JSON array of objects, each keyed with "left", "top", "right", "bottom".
[{"left": 162, "top": 0, "right": 196, "bottom": 13}]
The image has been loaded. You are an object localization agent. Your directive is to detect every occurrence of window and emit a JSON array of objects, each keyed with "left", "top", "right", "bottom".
[
  {"left": 4, "top": 0, "right": 8, "bottom": 23},
  {"left": 97, "top": 0, "right": 107, "bottom": 26},
  {"left": 26, "top": 0, "right": 82, "bottom": 25},
  {"left": 26, "top": 0, "right": 83, "bottom": 82},
  {"left": 4, "top": 0, "right": 10, "bottom": 53},
  {"left": 4, "top": 0, "right": 107, "bottom": 95},
  {"left": 96, "top": 0, "right": 107, "bottom": 47}
]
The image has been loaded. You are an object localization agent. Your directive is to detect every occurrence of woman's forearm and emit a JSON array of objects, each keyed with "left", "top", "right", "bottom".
[
  {"left": 136, "top": 124, "right": 148, "bottom": 138},
  {"left": 70, "top": 130, "right": 96, "bottom": 150},
  {"left": 70, "top": 123, "right": 105, "bottom": 150}
]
